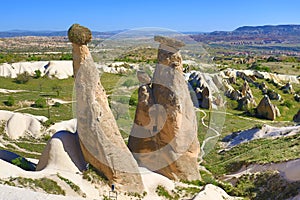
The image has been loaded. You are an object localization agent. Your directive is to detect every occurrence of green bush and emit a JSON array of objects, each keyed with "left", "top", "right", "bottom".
[
  {"left": 42, "top": 120, "right": 55, "bottom": 128},
  {"left": 249, "top": 63, "right": 271, "bottom": 72},
  {"left": 129, "top": 96, "right": 137, "bottom": 106},
  {"left": 34, "top": 70, "right": 42, "bottom": 79},
  {"left": 156, "top": 185, "right": 175, "bottom": 200},
  {"left": 15, "top": 177, "right": 65, "bottom": 195},
  {"left": 14, "top": 72, "right": 31, "bottom": 84},
  {"left": 33, "top": 98, "right": 47, "bottom": 108},
  {"left": 53, "top": 102, "right": 61, "bottom": 107},
  {"left": 26, "top": 55, "right": 41, "bottom": 61},
  {"left": 4, "top": 96, "right": 15, "bottom": 106},
  {"left": 11, "top": 157, "right": 35, "bottom": 171},
  {"left": 281, "top": 100, "right": 292, "bottom": 108},
  {"left": 60, "top": 53, "right": 72, "bottom": 60}
]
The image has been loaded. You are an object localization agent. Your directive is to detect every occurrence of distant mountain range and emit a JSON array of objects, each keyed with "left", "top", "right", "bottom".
[
  {"left": 192, "top": 24, "right": 300, "bottom": 43},
  {"left": 209, "top": 24, "right": 300, "bottom": 36},
  {"left": 1, "top": 24, "right": 300, "bottom": 43},
  {"left": 0, "top": 30, "right": 124, "bottom": 38}
]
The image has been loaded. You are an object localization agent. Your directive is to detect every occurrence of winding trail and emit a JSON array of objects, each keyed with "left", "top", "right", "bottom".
[
  {"left": 196, "top": 108, "right": 288, "bottom": 165},
  {"left": 197, "top": 108, "right": 221, "bottom": 164}
]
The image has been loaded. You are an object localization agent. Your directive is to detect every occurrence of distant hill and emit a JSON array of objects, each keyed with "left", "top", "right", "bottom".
[
  {"left": 192, "top": 24, "right": 300, "bottom": 43},
  {"left": 0, "top": 30, "right": 123, "bottom": 38},
  {"left": 233, "top": 24, "right": 300, "bottom": 35},
  {"left": 1, "top": 25, "right": 300, "bottom": 43},
  {"left": 209, "top": 24, "right": 300, "bottom": 36}
]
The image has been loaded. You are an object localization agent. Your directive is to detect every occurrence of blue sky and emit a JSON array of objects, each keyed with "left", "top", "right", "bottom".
[{"left": 1, "top": 0, "right": 299, "bottom": 32}]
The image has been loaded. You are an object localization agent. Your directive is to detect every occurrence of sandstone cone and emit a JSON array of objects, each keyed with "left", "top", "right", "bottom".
[
  {"left": 256, "top": 95, "right": 280, "bottom": 120},
  {"left": 68, "top": 24, "right": 144, "bottom": 192},
  {"left": 128, "top": 36, "right": 200, "bottom": 181}
]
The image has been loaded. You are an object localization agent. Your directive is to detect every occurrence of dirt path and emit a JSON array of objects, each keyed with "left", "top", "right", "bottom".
[{"left": 197, "top": 109, "right": 221, "bottom": 164}]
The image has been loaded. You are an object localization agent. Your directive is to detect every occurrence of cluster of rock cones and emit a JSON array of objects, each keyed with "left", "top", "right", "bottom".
[{"left": 68, "top": 24, "right": 200, "bottom": 192}]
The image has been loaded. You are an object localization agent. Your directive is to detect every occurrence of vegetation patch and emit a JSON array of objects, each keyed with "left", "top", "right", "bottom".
[
  {"left": 11, "top": 157, "right": 36, "bottom": 171},
  {"left": 57, "top": 173, "right": 86, "bottom": 197},
  {"left": 82, "top": 164, "right": 109, "bottom": 185},
  {"left": 204, "top": 134, "right": 300, "bottom": 176},
  {"left": 231, "top": 171, "right": 300, "bottom": 199},
  {"left": 3, "top": 177, "right": 65, "bottom": 195},
  {"left": 155, "top": 185, "right": 177, "bottom": 200},
  {"left": 14, "top": 141, "right": 46, "bottom": 154}
]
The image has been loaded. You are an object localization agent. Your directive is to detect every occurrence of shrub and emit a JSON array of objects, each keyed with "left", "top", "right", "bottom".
[
  {"left": 281, "top": 100, "right": 292, "bottom": 108},
  {"left": 33, "top": 98, "right": 47, "bottom": 108},
  {"left": 60, "top": 53, "right": 72, "bottom": 60},
  {"left": 4, "top": 96, "right": 15, "bottom": 106},
  {"left": 34, "top": 70, "right": 42, "bottom": 79},
  {"left": 26, "top": 55, "right": 41, "bottom": 61},
  {"left": 53, "top": 102, "right": 61, "bottom": 107},
  {"left": 14, "top": 72, "right": 31, "bottom": 84},
  {"left": 11, "top": 157, "right": 35, "bottom": 171},
  {"left": 156, "top": 185, "right": 174, "bottom": 200},
  {"left": 42, "top": 120, "right": 55, "bottom": 128},
  {"left": 249, "top": 63, "right": 271, "bottom": 72},
  {"left": 129, "top": 96, "right": 137, "bottom": 106}
]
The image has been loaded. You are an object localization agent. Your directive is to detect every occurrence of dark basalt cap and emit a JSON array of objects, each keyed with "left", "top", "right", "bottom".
[
  {"left": 68, "top": 24, "right": 92, "bottom": 45},
  {"left": 154, "top": 35, "right": 185, "bottom": 49}
]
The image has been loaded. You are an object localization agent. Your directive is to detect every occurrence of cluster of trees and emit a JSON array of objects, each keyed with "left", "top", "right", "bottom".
[{"left": 0, "top": 53, "right": 72, "bottom": 64}]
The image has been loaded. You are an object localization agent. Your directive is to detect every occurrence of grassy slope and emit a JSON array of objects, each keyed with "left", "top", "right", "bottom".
[{"left": 0, "top": 69, "right": 299, "bottom": 199}]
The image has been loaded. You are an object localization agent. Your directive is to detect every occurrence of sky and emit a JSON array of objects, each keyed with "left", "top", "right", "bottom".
[{"left": 1, "top": 0, "right": 299, "bottom": 32}]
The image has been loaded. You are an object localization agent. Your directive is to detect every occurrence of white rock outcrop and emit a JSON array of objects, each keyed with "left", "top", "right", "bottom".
[{"left": 0, "top": 110, "right": 47, "bottom": 139}]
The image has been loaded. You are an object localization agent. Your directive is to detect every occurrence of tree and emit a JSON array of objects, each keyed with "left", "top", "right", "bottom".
[
  {"left": 33, "top": 98, "right": 47, "bottom": 108},
  {"left": 52, "top": 85, "right": 62, "bottom": 96},
  {"left": 4, "top": 96, "right": 15, "bottom": 106},
  {"left": 34, "top": 70, "right": 42, "bottom": 79},
  {"left": 14, "top": 72, "right": 31, "bottom": 84}
]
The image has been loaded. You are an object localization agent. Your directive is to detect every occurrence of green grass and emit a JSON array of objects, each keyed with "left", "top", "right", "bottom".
[
  {"left": 0, "top": 146, "right": 40, "bottom": 159},
  {"left": 155, "top": 185, "right": 178, "bottom": 200},
  {"left": 100, "top": 72, "right": 123, "bottom": 95},
  {"left": 14, "top": 141, "right": 46, "bottom": 154},
  {"left": 233, "top": 171, "right": 300, "bottom": 199},
  {"left": 6, "top": 177, "right": 65, "bottom": 195},
  {"left": 57, "top": 173, "right": 86, "bottom": 197},
  {"left": 0, "top": 76, "right": 75, "bottom": 123},
  {"left": 82, "top": 164, "right": 109, "bottom": 185},
  {"left": 203, "top": 134, "right": 300, "bottom": 176}
]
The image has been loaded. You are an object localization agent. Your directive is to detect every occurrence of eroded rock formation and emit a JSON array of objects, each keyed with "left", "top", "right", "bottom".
[
  {"left": 36, "top": 131, "right": 86, "bottom": 173},
  {"left": 238, "top": 81, "right": 256, "bottom": 110},
  {"left": 293, "top": 110, "right": 300, "bottom": 123},
  {"left": 128, "top": 36, "right": 200, "bottom": 181},
  {"left": 256, "top": 95, "right": 280, "bottom": 120},
  {"left": 68, "top": 24, "right": 144, "bottom": 192}
]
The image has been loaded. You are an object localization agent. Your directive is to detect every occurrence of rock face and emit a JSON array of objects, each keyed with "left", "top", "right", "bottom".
[
  {"left": 68, "top": 24, "right": 144, "bottom": 192},
  {"left": 0, "top": 110, "right": 47, "bottom": 140},
  {"left": 259, "top": 82, "right": 268, "bottom": 94},
  {"left": 293, "top": 110, "right": 300, "bottom": 123},
  {"left": 256, "top": 95, "right": 280, "bottom": 120},
  {"left": 282, "top": 82, "right": 295, "bottom": 94},
  {"left": 238, "top": 81, "right": 256, "bottom": 110},
  {"left": 267, "top": 89, "right": 281, "bottom": 101},
  {"left": 295, "top": 94, "right": 300, "bottom": 102},
  {"left": 128, "top": 36, "right": 200, "bottom": 181},
  {"left": 188, "top": 72, "right": 212, "bottom": 109}
]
